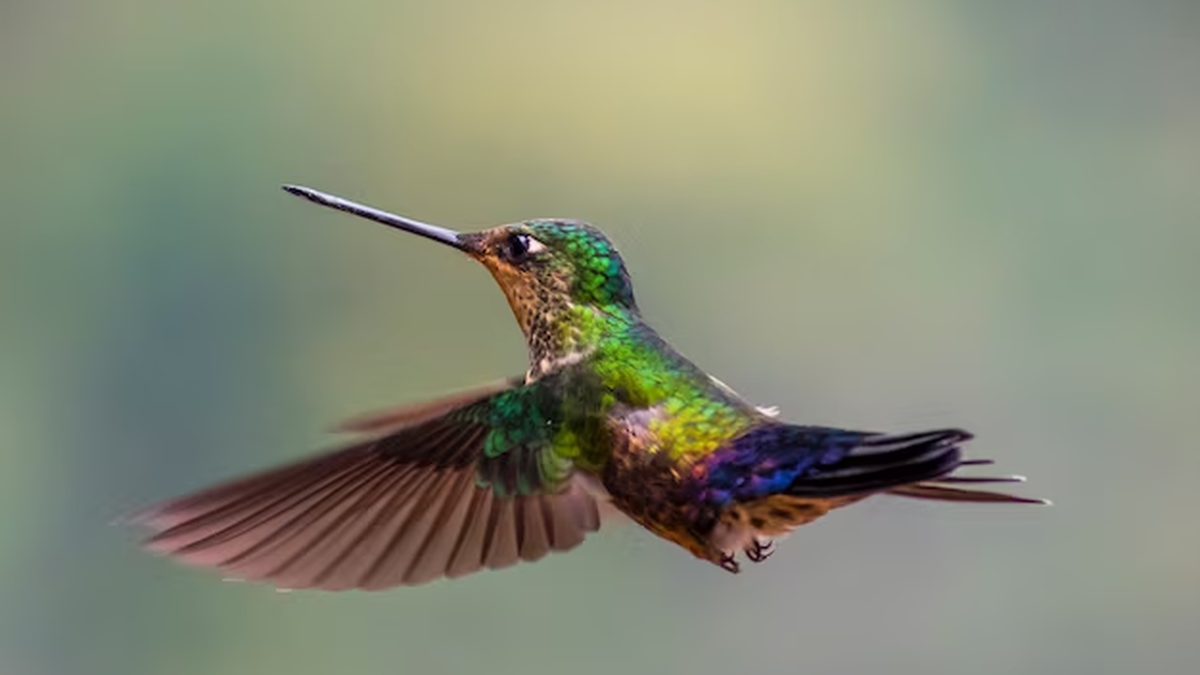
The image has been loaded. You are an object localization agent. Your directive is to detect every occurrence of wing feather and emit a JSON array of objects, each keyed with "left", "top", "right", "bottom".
[{"left": 133, "top": 381, "right": 602, "bottom": 590}]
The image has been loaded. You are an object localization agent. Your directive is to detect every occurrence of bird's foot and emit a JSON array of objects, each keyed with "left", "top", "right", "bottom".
[
  {"left": 745, "top": 539, "right": 774, "bottom": 563},
  {"left": 718, "top": 552, "right": 741, "bottom": 574}
]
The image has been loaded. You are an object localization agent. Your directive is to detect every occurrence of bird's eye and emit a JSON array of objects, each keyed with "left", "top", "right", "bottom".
[
  {"left": 505, "top": 233, "right": 530, "bottom": 261},
  {"left": 501, "top": 233, "right": 544, "bottom": 263}
]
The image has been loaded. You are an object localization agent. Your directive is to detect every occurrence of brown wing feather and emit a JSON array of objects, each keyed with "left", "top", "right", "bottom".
[{"left": 132, "top": 413, "right": 601, "bottom": 591}]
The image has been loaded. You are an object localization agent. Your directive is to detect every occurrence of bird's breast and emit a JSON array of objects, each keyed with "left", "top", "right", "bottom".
[{"left": 595, "top": 410, "right": 716, "bottom": 550}]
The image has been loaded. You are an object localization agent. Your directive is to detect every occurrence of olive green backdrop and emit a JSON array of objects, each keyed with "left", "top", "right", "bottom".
[{"left": 2, "top": 1, "right": 1197, "bottom": 674}]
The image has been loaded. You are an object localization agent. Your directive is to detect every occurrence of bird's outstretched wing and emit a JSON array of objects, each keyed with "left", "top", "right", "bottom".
[{"left": 130, "top": 379, "right": 600, "bottom": 591}]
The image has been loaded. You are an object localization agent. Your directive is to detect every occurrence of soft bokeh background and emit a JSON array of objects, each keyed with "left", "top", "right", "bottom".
[{"left": 3, "top": 1, "right": 1198, "bottom": 674}]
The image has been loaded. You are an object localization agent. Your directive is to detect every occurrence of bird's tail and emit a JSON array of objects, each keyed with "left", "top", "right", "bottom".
[
  {"left": 785, "top": 428, "right": 970, "bottom": 496},
  {"left": 784, "top": 429, "right": 1048, "bottom": 504}
]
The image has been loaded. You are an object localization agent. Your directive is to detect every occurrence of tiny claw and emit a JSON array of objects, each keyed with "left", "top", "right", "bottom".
[
  {"left": 745, "top": 539, "right": 774, "bottom": 563},
  {"left": 719, "top": 553, "right": 741, "bottom": 574}
]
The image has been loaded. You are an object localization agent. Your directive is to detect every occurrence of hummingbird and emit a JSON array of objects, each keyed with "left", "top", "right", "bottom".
[{"left": 132, "top": 185, "right": 1046, "bottom": 591}]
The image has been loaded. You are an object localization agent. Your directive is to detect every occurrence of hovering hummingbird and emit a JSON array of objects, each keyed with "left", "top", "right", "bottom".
[{"left": 133, "top": 185, "right": 1045, "bottom": 590}]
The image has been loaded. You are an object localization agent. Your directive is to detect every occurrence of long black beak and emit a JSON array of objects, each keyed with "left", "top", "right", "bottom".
[{"left": 282, "top": 185, "right": 466, "bottom": 251}]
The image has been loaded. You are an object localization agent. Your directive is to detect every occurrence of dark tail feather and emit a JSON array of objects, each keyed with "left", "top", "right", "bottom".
[
  {"left": 787, "top": 429, "right": 969, "bottom": 497},
  {"left": 890, "top": 482, "right": 1050, "bottom": 505},
  {"left": 957, "top": 458, "right": 995, "bottom": 466},
  {"left": 934, "top": 474, "right": 1025, "bottom": 484}
]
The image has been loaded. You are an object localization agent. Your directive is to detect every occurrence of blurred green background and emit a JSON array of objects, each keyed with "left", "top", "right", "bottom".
[{"left": 3, "top": 1, "right": 1198, "bottom": 674}]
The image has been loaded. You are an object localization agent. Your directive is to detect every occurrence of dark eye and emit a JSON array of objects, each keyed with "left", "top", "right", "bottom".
[
  {"left": 505, "top": 233, "right": 529, "bottom": 261},
  {"left": 502, "top": 232, "right": 543, "bottom": 263}
]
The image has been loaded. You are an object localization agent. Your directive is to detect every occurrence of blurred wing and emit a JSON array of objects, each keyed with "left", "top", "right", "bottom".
[{"left": 132, "top": 383, "right": 600, "bottom": 591}]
